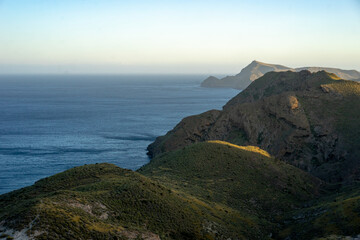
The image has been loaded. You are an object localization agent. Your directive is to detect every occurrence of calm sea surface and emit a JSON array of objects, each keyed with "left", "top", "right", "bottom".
[{"left": 0, "top": 75, "right": 238, "bottom": 194}]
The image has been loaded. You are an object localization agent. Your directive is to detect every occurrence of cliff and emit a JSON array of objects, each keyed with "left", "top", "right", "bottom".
[{"left": 150, "top": 70, "right": 360, "bottom": 183}]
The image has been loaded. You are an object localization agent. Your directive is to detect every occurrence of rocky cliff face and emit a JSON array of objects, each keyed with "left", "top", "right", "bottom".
[
  {"left": 201, "top": 60, "right": 360, "bottom": 90},
  {"left": 149, "top": 70, "right": 360, "bottom": 183}
]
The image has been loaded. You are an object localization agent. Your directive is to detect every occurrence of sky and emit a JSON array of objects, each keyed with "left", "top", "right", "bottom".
[{"left": 0, "top": 0, "right": 359, "bottom": 74}]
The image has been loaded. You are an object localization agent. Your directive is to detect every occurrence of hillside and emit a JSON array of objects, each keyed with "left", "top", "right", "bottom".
[
  {"left": 141, "top": 141, "right": 321, "bottom": 217},
  {"left": 142, "top": 141, "right": 360, "bottom": 239},
  {"left": 201, "top": 60, "right": 360, "bottom": 90},
  {"left": 149, "top": 70, "right": 360, "bottom": 183},
  {"left": 0, "top": 142, "right": 324, "bottom": 240},
  {"left": 0, "top": 163, "right": 249, "bottom": 240},
  {"left": 278, "top": 183, "right": 360, "bottom": 239},
  {"left": 2, "top": 142, "right": 359, "bottom": 239}
]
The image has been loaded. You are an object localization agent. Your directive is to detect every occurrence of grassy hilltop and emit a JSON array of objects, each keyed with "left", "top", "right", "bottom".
[{"left": 0, "top": 163, "right": 241, "bottom": 240}]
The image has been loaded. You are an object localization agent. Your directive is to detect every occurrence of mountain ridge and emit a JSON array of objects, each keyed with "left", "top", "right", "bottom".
[{"left": 201, "top": 60, "right": 360, "bottom": 90}]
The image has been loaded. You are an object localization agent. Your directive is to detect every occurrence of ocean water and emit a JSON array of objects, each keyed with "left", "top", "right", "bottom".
[{"left": 0, "top": 74, "right": 239, "bottom": 194}]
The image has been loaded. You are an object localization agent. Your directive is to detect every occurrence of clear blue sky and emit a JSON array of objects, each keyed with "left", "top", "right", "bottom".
[{"left": 0, "top": 0, "right": 359, "bottom": 74}]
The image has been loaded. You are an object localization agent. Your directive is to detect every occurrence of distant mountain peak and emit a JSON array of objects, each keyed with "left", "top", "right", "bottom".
[{"left": 247, "top": 60, "right": 267, "bottom": 67}]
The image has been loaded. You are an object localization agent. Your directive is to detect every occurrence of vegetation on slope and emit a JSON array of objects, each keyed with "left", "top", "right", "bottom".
[
  {"left": 143, "top": 141, "right": 360, "bottom": 239},
  {"left": 1, "top": 141, "right": 360, "bottom": 239},
  {"left": 140, "top": 141, "right": 322, "bottom": 236},
  {"left": 279, "top": 183, "right": 360, "bottom": 239},
  {"left": 0, "top": 163, "right": 253, "bottom": 240}
]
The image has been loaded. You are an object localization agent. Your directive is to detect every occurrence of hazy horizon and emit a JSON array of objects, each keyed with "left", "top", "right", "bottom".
[
  {"left": 1, "top": 62, "right": 360, "bottom": 76},
  {"left": 1, "top": 0, "right": 359, "bottom": 74}
]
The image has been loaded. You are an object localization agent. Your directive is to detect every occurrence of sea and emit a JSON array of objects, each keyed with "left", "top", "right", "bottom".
[{"left": 0, "top": 74, "right": 239, "bottom": 194}]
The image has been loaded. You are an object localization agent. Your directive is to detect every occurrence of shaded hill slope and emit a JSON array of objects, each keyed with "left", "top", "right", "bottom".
[
  {"left": 141, "top": 141, "right": 321, "bottom": 218},
  {"left": 143, "top": 141, "right": 360, "bottom": 239},
  {"left": 149, "top": 70, "right": 360, "bottom": 183},
  {"left": 201, "top": 61, "right": 360, "bottom": 90},
  {"left": 278, "top": 183, "right": 360, "bottom": 239}
]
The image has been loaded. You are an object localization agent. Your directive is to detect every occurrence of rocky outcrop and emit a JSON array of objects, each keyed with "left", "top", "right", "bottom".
[
  {"left": 201, "top": 60, "right": 360, "bottom": 90},
  {"left": 149, "top": 70, "right": 360, "bottom": 183},
  {"left": 147, "top": 110, "right": 221, "bottom": 158}
]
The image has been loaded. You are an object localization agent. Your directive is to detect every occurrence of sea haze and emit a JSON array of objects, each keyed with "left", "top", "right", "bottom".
[{"left": 0, "top": 74, "right": 238, "bottom": 194}]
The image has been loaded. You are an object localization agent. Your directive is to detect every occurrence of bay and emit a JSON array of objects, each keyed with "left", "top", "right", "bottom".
[{"left": 0, "top": 74, "right": 238, "bottom": 194}]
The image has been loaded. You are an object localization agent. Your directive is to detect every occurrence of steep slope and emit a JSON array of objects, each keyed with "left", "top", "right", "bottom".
[
  {"left": 201, "top": 60, "right": 360, "bottom": 90},
  {"left": 144, "top": 141, "right": 360, "bottom": 239},
  {"left": 149, "top": 70, "right": 360, "bottom": 183},
  {"left": 0, "top": 163, "right": 256, "bottom": 240},
  {"left": 141, "top": 141, "right": 321, "bottom": 215}
]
